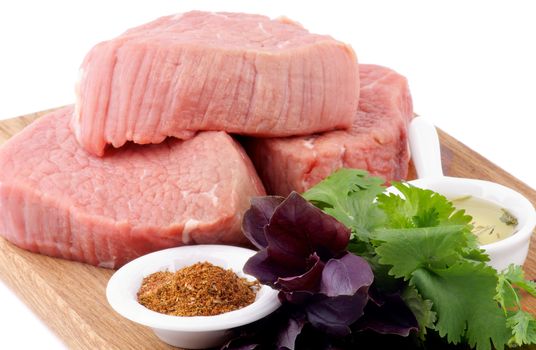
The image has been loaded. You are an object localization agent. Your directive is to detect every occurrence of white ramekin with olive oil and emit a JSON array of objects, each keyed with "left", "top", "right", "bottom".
[{"left": 408, "top": 117, "right": 536, "bottom": 271}]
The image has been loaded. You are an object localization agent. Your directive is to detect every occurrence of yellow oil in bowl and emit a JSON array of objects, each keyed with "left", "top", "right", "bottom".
[{"left": 451, "top": 195, "right": 518, "bottom": 245}]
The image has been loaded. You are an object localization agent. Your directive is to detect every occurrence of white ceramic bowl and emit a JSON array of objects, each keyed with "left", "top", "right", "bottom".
[
  {"left": 106, "top": 245, "right": 281, "bottom": 349},
  {"left": 407, "top": 176, "right": 536, "bottom": 271},
  {"left": 407, "top": 116, "right": 536, "bottom": 271}
]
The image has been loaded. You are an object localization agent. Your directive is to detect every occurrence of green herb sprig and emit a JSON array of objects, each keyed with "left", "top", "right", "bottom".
[{"left": 304, "top": 168, "right": 536, "bottom": 350}]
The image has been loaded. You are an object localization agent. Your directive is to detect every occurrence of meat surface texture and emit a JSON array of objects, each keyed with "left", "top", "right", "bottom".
[
  {"left": 244, "top": 64, "right": 413, "bottom": 196},
  {"left": 73, "top": 11, "right": 359, "bottom": 156},
  {"left": 0, "top": 107, "right": 265, "bottom": 268}
]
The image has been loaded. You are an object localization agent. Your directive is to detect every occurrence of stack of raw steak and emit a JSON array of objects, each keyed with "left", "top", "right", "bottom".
[
  {"left": 244, "top": 64, "right": 413, "bottom": 195},
  {"left": 0, "top": 11, "right": 413, "bottom": 268},
  {"left": 73, "top": 11, "right": 359, "bottom": 156},
  {"left": 0, "top": 107, "right": 264, "bottom": 268}
]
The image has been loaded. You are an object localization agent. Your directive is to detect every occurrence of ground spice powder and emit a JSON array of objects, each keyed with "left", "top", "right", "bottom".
[{"left": 137, "top": 261, "right": 259, "bottom": 316}]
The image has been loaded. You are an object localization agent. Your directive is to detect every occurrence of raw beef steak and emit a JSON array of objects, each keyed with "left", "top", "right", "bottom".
[
  {"left": 0, "top": 107, "right": 265, "bottom": 268},
  {"left": 73, "top": 11, "right": 359, "bottom": 156},
  {"left": 244, "top": 64, "right": 413, "bottom": 196}
]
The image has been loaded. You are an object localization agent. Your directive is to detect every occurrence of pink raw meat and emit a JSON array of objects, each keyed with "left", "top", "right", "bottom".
[
  {"left": 73, "top": 11, "right": 359, "bottom": 156},
  {"left": 0, "top": 107, "right": 265, "bottom": 268},
  {"left": 244, "top": 64, "right": 414, "bottom": 196}
]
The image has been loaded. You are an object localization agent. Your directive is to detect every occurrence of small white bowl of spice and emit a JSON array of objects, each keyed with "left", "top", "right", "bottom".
[{"left": 106, "top": 245, "right": 281, "bottom": 349}]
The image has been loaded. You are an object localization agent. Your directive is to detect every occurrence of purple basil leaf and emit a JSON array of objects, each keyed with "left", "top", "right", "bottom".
[
  {"left": 320, "top": 253, "right": 374, "bottom": 297},
  {"left": 266, "top": 192, "right": 350, "bottom": 267},
  {"left": 244, "top": 250, "right": 301, "bottom": 285},
  {"left": 355, "top": 293, "right": 418, "bottom": 337},
  {"left": 305, "top": 288, "right": 370, "bottom": 337},
  {"left": 275, "top": 253, "right": 324, "bottom": 292},
  {"left": 242, "top": 196, "right": 285, "bottom": 249},
  {"left": 279, "top": 290, "right": 314, "bottom": 304},
  {"left": 220, "top": 341, "right": 259, "bottom": 350},
  {"left": 221, "top": 305, "right": 309, "bottom": 350},
  {"left": 276, "top": 311, "right": 307, "bottom": 350},
  {"left": 366, "top": 284, "right": 387, "bottom": 307}
]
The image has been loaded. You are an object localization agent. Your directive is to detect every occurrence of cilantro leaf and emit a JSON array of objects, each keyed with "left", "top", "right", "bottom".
[
  {"left": 507, "top": 310, "right": 536, "bottom": 346},
  {"left": 374, "top": 226, "right": 467, "bottom": 279},
  {"left": 501, "top": 264, "right": 536, "bottom": 297},
  {"left": 303, "top": 169, "right": 386, "bottom": 242},
  {"left": 401, "top": 285, "right": 436, "bottom": 339},
  {"left": 376, "top": 182, "right": 472, "bottom": 229},
  {"left": 496, "top": 271, "right": 519, "bottom": 314},
  {"left": 496, "top": 264, "right": 536, "bottom": 346},
  {"left": 302, "top": 171, "right": 535, "bottom": 350},
  {"left": 374, "top": 183, "right": 511, "bottom": 349},
  {"left": 411, "top": 262, "right": 510, "bottom": 350},
  {"left": 376, "top": 183, "right": 487, "bottom": 264}
]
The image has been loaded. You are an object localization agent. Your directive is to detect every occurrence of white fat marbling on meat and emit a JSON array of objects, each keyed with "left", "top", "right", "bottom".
[
  {"left": 303, "top": 139, "right": 315, "bottom": 149},
  {"left": 203, "top": 184, "right": 219, "bottom": 206},
  {"left": 182, "top": 219, "right": 200, "bottom": 243},
  {"left": 72, "top": 67, "right": 85, "bottom": 139},
  {"left": 180, "top": 186, "right": 218, "bottom": 206},
  {"left": 258, "top": 22, "right": 268, "bottom": 35},
  {"left": 277, "top": 40, "right": 290, "bottom": 48},
  {"left": 339, "top": 145, "right": 346, "bottom": 156},
  {"left": 98, "top": 258, "right": 116, "bottom": 269}
]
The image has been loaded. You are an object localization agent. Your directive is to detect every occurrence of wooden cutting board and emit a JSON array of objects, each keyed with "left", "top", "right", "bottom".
[{"left": 0, "top": 108, "right": 535, "bottom": 349}]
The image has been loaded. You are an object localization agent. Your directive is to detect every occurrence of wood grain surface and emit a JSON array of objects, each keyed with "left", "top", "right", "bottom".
[{"left": 0, "top": 109, "right": 534, "bottom": 349}]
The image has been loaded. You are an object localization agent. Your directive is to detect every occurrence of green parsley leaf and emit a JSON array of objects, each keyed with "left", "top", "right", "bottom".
[
  {"left": 303, "top": 170, "right": 535, "bottom": 349},
  {"left": 376, "top": 183, "right": 488, "bottom": 264},
  {"left": 411, "top": 262, "right": 510, "bottom": 350},
  {"left": 496, "top": 271, "right": 519, "bottom": 313},
  {"left": 401, "top": 285, "right": 436, "bottom": 339},
  {"left": 501, "top": 264, "right": 536, "bottom": 297},
  {"left": 496, "top": 264, "right": 536, "bottom": 346},
  {"left": 374, "top": 226, "right": 467, "bottom": 279},
  {"left": 374, "top": 182, "right": 511, "bottom": 349},
  {"left": 507, "top": 311, "right": 536, "bottom": 346},
  {"left": 303, "top": 168, "right": 386, "bottom": 241},
  {"left": 376, "top": 182, "right": 472, "bottom": 229}
]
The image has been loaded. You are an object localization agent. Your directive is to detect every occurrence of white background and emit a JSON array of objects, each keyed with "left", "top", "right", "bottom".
[{"left": 0, "top": 0, "right": 535, "bottom": 348}]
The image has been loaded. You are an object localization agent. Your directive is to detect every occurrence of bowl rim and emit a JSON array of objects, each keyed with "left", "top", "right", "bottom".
[
  {"left": 106, "top": 244, "right": 281, "bottom": 332},
  {"left": 402, "top": 176, "right": 536, "bottom": 251}
]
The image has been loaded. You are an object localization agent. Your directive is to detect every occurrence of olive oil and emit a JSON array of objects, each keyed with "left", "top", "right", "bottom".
[{"left": 451, "top": 195, "right": 518, "bottom": 245}]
